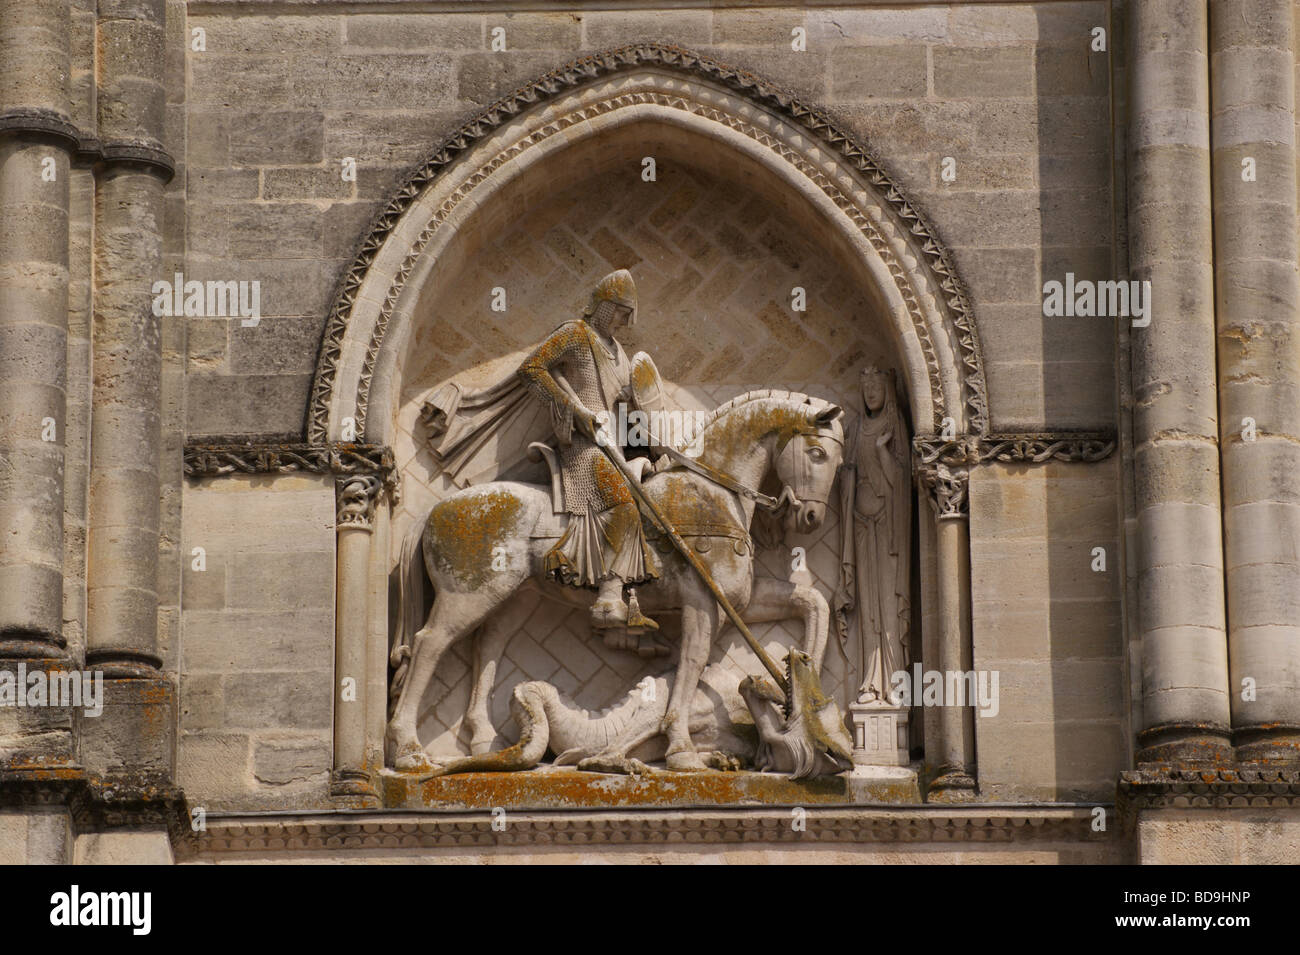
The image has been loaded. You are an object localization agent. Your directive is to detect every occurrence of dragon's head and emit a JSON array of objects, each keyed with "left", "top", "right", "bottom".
[
  {"left": 741, "top": 650, "right": 855, "bottom": 779},
  {"left": 785, "top": 650, "right": 855, "bottom": 778}
]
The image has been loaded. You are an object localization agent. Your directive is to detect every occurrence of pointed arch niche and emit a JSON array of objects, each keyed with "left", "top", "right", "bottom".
[{"left": 310, "top": 46, "right": 987, "bottom": 802}]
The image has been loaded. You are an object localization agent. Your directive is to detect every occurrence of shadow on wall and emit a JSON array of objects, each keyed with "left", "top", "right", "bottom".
[{"left": 1038, "top": 3, "right": 1126, "bottom": 801}]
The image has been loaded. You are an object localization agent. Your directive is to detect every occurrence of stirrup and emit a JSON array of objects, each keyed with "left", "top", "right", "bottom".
[{"left": 624, "top": 588, "right": 659, "bottom": 632}]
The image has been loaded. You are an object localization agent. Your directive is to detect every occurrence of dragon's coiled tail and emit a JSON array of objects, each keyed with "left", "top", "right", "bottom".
[{"left": 415, "top": 683, "right": 554, "bottom": 779}]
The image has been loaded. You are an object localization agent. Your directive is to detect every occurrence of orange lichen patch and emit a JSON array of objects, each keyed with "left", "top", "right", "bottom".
[
  {"left": 601, "top": 501, "right": 641, "bottom": 551},
  {"left": 592, "top": 453, "right": 633, "bottom": 506},
  {"left": 380, "top": 767, "right": 919, "bottom": 811},
  {"left": 426, "top": 488, "right": 525, "bottom": 587},
  {"left": 696, "top": 397, "right": 825, "bottom": 470},
  {"left": 630, "top": 357, "right": 658, "bottom": 394}
]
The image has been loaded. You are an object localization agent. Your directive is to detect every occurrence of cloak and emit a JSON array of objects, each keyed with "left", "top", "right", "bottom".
[{"left": 420, "top": 370, "right": 553, "bottom": 489}]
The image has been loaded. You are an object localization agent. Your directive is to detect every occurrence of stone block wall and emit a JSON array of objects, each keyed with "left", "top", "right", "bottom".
[
  {"left": 178, "top": 475, "right": 335, "bottom": 809},
  {"left": 970, "top": 460, "right": 1126, "bottom": 801},
  {"left": 172, "top": 1, "right": 1123, "bottom": 810},
  {"left": 181, "top": 2, "right": 1115, "bottom": 438}
]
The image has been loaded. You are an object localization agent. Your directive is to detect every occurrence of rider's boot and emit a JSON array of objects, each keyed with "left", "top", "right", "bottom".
[{"left": 591, "top": 576, "right": 629, "bottom": 630}]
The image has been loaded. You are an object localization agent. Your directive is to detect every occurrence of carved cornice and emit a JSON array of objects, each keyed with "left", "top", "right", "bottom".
[
  {"left": 0, "top": 108, "right": 176, "bottom": 181},
  {"left": 306, "top": 42, "right": 988, "bottom": 444},
  {"left": 913, "top": 432, "right": 1116, "bottom": 468},
  {"left": 0, "top": 770, "right": 191, "bottom": 847},
  {"left": 1119, "top": 766, "right": 1300, "bottom": 811},
  {"left": 919, "top": 463, "right": 968, "bottom": 520},
  {"left": 186, "top": 807, "right": 1110, "bottom": 857},
  {"left": 183, "top": 442, "right": 399, "bottom": 504}
]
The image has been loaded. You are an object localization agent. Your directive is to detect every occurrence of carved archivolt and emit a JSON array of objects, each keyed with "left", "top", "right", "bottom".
[{"left": 306, "top": 44, "right": 989, "bottom": 447}]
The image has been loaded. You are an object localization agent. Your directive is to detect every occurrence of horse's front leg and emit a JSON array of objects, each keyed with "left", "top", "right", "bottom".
[
  {"left": 663, "top": 578, "right": 719, "bottom": 772},
  {"left": 740, "top": 576, "right": 831, "bottom": 671},
  {"left": 466, "top": 586, "right": 539, "bottom": 754}
]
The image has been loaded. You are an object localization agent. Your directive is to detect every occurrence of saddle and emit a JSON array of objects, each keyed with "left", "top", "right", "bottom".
[
  {"left": 527, "top": 442, "right": 565, "bottom": 514},
  {"left": 527, "top": 441, "right": 655, "bottom": 514}
]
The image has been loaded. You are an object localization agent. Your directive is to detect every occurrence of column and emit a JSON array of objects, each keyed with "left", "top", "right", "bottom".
[
  {"left": 333, "top": 473, "right": 382, "bottom": 802},
  {"left": 365, "top": 497, "right": 391, "bottom": 777},
  {"left": 83, "top": 0, "right": 174, "bottom": 774},
  {"left": 0, "top": 0, "right": 72, "bottom": 662},
  {"left": 1127, "top": 0, "right": 1232, "bottom": 763},
  {"left": 1210, "top": 0, "right": 1300, "bottom": 761},
  {"left": 923, "top": 464, "right": 976, "bottom": 800}
]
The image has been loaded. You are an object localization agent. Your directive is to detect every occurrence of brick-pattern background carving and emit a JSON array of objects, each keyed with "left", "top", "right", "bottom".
[{"left": 392, "top": 163, "right": 894, "bottom": 756}]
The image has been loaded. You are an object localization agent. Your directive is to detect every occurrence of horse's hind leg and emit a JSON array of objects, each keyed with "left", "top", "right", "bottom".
[
  {"left": 387, "top": 590, "right": 501, "bottom": 771},
  {"left": 663, "top": 579, "right": 719, "bottom": 772},
  {"left": 467, "top": 585, "right": 539, "bottom": 754},
  {"left": 740, "top": 576, "right": 831, "bottom": 671}
]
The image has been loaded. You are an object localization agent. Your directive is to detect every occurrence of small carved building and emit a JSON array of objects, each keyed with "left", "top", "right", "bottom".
[{"left": 1, "top": 0, "right": 1297, "bottom": 864}]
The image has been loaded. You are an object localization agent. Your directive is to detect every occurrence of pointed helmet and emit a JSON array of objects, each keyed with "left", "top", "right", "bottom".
[{"left": 582, "top": 269, "right": 638, "bottom": 322}]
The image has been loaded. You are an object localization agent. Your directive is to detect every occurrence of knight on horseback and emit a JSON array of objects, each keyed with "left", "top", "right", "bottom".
[{"left": 515, "top": 269, "right": 664, "bottom": 643}]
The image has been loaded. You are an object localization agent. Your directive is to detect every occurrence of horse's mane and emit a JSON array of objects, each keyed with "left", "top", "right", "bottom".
[{"left": 694, "top": 389, "right": 833, "bottom": 437}]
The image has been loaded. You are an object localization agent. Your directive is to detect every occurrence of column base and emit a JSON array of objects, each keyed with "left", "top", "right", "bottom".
[
  {"left": 0, "top": 659, "right": 77, "bottom": 768},
  {"left": 849, "top": 699, "right": 910, "bottom": 766},
  {"left": 1233, "top": 725, "right": 1300, "bottom": 763},
  {"left": 1135, "top": 721, "right": 1234, "bottom": 764},
  {"left": 926, "top": 768, "right": 977, "bottom": 803},
  {"left": 79, "top": 677, "right": 175, "bottom": 777},
  {"left": 330, "top": 768, "right": 379, "bottom": 806}
]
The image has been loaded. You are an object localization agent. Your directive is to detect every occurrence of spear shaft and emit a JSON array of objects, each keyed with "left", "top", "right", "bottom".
[{"left": 594, "top": 428, "right": 788, "bottom": 694}]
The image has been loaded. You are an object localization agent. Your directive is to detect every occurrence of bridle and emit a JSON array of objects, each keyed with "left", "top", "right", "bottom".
[{"left": 657, "top": 418, "right": 843, "bottom": 512}]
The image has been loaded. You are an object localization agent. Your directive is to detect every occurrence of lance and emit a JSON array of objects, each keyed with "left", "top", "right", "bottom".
[{"left": 594, "top": 423, "right": 789, "bottom": 695}]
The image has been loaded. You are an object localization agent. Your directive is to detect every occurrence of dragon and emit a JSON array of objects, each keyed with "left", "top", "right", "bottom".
[{"left": 416, "top": 649, "right": 854, "bottom": 780}]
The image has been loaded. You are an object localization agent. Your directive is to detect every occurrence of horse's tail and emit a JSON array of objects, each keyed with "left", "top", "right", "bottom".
[{"left": 389, "top": 510, "right": 431, "bottom": 713}]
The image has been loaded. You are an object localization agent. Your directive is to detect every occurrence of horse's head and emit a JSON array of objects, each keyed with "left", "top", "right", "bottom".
[{"left": 773, "top": 401, "right": 844, "bottom": 533}]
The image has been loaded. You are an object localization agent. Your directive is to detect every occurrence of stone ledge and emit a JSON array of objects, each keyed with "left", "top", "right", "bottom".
[
  {"left": 1119, "top": 765, "right": 1300, "bottom": 811},
  {"left": 187, "top": 804, "right": 1111, "bottom": 857},
  {"left": 382, "top": 765, "right": 923, "bottom": 809}
]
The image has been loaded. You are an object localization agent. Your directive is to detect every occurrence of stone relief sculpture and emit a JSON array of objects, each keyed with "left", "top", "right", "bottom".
[
  {"left": 832, "top": 365, "right": 914, "bottom": 767},
  {"left": 835, "top": 365, "right": 912, "bottom": 705},
  {"left": 387, "top": 270, "right": 853, "bottom": 778},
  {"left": 419, "top": 650, "right": 853, "bottom": 781}
]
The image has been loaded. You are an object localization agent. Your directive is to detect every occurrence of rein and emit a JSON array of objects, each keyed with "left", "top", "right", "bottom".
[
  {"left": 657, "top": 422, "right": 842, "bottom": 512},
  {"left": 657, "top": 445, "right": 787, "bottom": 511}
]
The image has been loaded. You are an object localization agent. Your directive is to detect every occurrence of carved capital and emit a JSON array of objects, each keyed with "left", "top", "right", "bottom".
[
  {"left": 336, "top": 474, "right": 383, "bottom": 529},
  {"left": 920, "top": 463, "right": 969, "bottom": 520}
]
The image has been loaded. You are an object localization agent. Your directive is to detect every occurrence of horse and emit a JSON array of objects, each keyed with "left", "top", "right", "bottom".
[{"left": 387, "top": 389, "right": 845, "bottom": 773}]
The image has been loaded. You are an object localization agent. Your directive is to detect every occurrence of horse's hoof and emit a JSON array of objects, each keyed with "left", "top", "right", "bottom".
[
  {"left": 703, "top": 751, "right": 743, "bottom": 772},
  {"left": 666, "top": 749, "right": 708, "bottom": 772},
  {"left": 394, "top": 743, "right": 433, "bottom": 773}
]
